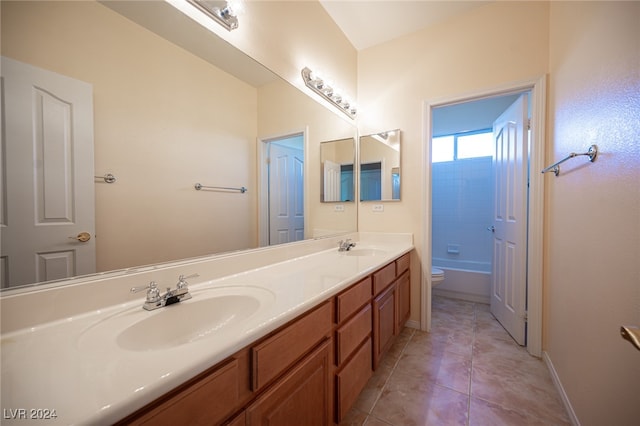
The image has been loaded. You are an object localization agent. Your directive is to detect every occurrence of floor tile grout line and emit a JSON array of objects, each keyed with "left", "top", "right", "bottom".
[
  {"left": 364, "top": 328, "right": 416, "bottom": 425},
  {"left": 466, "top": 302, "right": 480, "bottom": 426},
  {"left": 351, "top": 297, "right": 571, "bottom": 426}
]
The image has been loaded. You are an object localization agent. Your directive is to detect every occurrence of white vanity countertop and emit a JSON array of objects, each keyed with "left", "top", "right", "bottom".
[{"left": 0, "top": 235, "right": 413, "bottom": 425}]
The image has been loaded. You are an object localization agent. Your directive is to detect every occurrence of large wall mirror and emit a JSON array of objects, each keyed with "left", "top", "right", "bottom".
[
  {"left": 320, "top": 138, "right": 355, "bottom": 203},
  {"left": 0, "top": 1, "right": 356, "bottom": 291},
  {"left": 359, "top": 129, "right": 401, "bottom": 201}
]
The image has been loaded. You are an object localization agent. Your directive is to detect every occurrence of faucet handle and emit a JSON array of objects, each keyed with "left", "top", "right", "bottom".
[
  {"left": 130, "top": 281, "right": 161, "bottom": 303},
  {"left": 130, "top": 282, "right": 153, "bottom": 293},
  {"left": 177, "top": 273, "right": 199, "bottom": 289}
]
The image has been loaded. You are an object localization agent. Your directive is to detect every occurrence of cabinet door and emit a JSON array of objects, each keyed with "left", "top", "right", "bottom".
[
  {"left": 373, "top": 284, "right": 396, "bottom": 369},
  {"left": 395, "top": 270, "right": 410, "bottom": 330},
  {"left": 247, "top": 340, "right": 331, "bottom": 426}
]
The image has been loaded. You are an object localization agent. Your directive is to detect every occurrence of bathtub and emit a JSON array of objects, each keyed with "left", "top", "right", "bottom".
[{"left": 432, "top": 258, "right": 491, "bottom": 304}]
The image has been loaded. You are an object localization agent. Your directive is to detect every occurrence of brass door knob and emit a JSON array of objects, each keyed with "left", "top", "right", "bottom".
[{"left": 69, "top": 232, "right": 91, "bottom": 242}]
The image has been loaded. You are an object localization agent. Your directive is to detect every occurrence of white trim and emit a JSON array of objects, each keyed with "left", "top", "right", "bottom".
[
  {"left": 526, "top": 75, "right": 546, "bottom": 358},
  {"left": 405, "top": 319, "right": 421, "bottom": 330},
  {"left": 257, "top": 128, "right": 308, "bottom": 247},
  {"left": 421, "top": 76, "right": 547, "bottom": 357},
  {"left": 543, "top": 351, "right": 580, "bottom": 426},
  {"left": 421, "top": 100, "right": 433, "bottom": 332}
]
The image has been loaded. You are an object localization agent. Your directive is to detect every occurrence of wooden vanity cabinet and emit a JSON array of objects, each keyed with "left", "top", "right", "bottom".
[
  {"left": 333, "top": 277, "right": 373, "bottom": 422},
  {"left": 118, "top": 254, "right": 411, "bottom": 426},
  {"left": 373, "top": 283, "right": 396, "bottom": 369},
  {"left": 252, "top": 301, "right": 332, "bottom": 391},
  {"left": 395, "top": 270, "right": 411, "bottom": 331},
  {"left": 395, "top": 253, "right": 411, "bottom": 331},
  {"left": 118, "top": 349, "right": 252, "bottom": 426},
  {"left": 246, "top": 339, "right": 331, "bottom": 426},
  {"left": 372, "top": 253, "right": 411, "bottom": 369}
]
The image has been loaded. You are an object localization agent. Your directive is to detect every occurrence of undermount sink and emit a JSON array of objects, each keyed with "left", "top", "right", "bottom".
[
  {"left": 78, "top": 286, "right": 275, "bottom": 352},
  {"left": 341, "top": 248, "right": 387, "bottom": 257}
]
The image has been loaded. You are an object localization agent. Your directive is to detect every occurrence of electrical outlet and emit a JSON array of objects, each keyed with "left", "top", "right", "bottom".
[
  {"left": 334, "top": 204, "right": 345, "bottom": 212},
  {"left": 372, "top": 204, "right": 384, "bottom": 212}
]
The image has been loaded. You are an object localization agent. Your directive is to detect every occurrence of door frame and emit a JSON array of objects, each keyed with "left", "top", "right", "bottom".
[
  {"left": 257, "top": 129, "right": 308, "bottom": 247},
  {"left": 421, "top": 76, "right": 546, "bottom": 357}
]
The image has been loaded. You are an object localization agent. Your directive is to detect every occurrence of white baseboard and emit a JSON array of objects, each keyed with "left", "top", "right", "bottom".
[
  {"left": 543, "top": 351, "right": 580, "bottom": 426},
  {"left": 405, "top": 319, "right": 420, "bottom": 330},
  {"left": 432, "top": 288, "right": 490, "bottom": 304}
]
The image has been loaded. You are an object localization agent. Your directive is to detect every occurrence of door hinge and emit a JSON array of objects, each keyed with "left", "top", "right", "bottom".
[
  {"left": 266, "top": 157, "right": 271, "bottom": 164},
  {"left": 527, "top": 118, "right": 531, "bottom": 130},
  {"left": 523, "top": 311, "right": 528, "bottom": 322}
]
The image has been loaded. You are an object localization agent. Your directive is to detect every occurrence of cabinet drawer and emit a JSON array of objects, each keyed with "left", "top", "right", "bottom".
[
  {"left": 373, "top": 262, "right": 396, "bottom": 295},
  {"left": 335, "top": 304, "right": 372, "bottom": 365},
  {"left": 396, "top": 253, "right": 410, "bottom": 275},
  {"left": 127, "top": 358, "right": 242, "bottom": 425},
  {"left": 252, "top": 301, "right": 332, "bottom": 390},
  {"left": 335, "top": 338, "right": 373, "bottom": 422},
  {"left": 335, "top": 276, "right": 372, "bottom": 323},
  {"left": 247, "top": 340, "right": 331, "bottom": 426}
]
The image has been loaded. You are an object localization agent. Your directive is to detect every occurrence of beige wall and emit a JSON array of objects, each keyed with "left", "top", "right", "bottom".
[
  {"left": 546, "top": 2, "right": 640, "bottom": 424},
  {"left": 258, "top": 79, "right": 357, "bottom": 237},
  {"left": 211, "top": 0, "right": 358, "bottom": 112},
  {"left": 1, "top": 1, "right": 260, "bottom": 271},
  {"left": 359, "top": 1, "right": 639, "bottom": 423},
  {"left": 357, "top": 1, "right": 550, "bottom": 326}
]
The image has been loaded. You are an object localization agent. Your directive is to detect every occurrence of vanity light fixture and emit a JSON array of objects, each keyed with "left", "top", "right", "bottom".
[
  {"left": 187, "top": 0, "right": 239, "bottom": 31},
  {"left": 301, "top": 67, "right": 356, "bottom": 119}
]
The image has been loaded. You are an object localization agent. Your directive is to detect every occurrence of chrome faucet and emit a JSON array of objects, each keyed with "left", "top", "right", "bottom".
[
  {"left": 130, "top": 273, "right": 198, "bottom": 311},
  {"left": 338, "top": 238, "right": 356, "bottom": 252}
]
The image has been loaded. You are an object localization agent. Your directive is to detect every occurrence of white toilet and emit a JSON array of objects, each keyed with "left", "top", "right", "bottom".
[{"left": 431, "top": 267, "right": 445, "bottom": 287}]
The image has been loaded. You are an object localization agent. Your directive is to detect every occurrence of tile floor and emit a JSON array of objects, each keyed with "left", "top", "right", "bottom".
[{"left": 341, "top": 296, "right": 572, "bottom": 426}]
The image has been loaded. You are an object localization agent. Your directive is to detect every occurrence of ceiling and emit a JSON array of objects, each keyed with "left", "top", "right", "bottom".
[{"left": 319, "top": 0, "right": 490, "bottom": 50}]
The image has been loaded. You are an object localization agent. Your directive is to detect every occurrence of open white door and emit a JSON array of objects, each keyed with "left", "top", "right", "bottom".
[
  {"left": 268, "top": 142, "right": 304, "bottom": 245},
  {"left": 490, "top": 93, "right": 528, "bottom": 345},
  {"left": 323, "top": 159, "right": 341, "bottom": 202},
  {"left": 1, "top": 57, "right": 95, "bottom": 288}
]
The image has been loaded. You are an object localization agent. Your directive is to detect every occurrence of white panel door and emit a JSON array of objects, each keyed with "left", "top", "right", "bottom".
[
  {"left": 268, "top": 143, "right": 304, "bottom": 245},
  {"left": 1, "top": 57, "right": 95, "bottom": 288},
  {"left": 490, "top": 94, "right": 528, "bottom": 345},
  {"left": 323, "top": 159, "right": 341, "bottom": 202}
]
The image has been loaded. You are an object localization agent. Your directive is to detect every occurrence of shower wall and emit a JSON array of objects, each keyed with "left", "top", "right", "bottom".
[{"left": 432, "top": 156, "right": 493, "bottom": 302}]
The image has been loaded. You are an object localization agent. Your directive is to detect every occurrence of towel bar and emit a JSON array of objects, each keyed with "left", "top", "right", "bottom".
[
  {"left": 541, "top": 145, "right": 598, "bottom": 176},
  {"left": 194, "top": 183, "right": 247, "bottom": 193}
]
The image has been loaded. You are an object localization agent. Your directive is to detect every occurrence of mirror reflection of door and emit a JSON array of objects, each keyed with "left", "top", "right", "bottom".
[
  {"left": 391, "top": 167, "right": 400, "bottom": 200},
  {"left": 267, "top": 135, "right": 304, "bottom": 246},
  {"left": 360, "top": 162, "right": 382, "bottom": 201},
  {"left": 340, "top": 165, "right": 354, "bottom": 202},
  {"left": 358, "top": 129, "right": 401, "bottom": 201},
  {"left": 320, "top": 138, "right": 355, "bottom": 203},
  {"left": 1, "top": 57, "right": 96, "bottom": 288}
]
